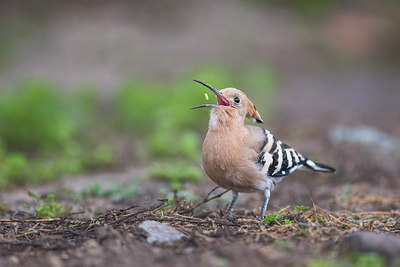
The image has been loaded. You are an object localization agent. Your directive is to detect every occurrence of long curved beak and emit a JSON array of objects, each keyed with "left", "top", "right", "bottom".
[
  {"left": 191, "top": 79, "right": 230, "bottom": 109},
  {"left": 190, "top": 104, "right": 223, "bottom": 110}
]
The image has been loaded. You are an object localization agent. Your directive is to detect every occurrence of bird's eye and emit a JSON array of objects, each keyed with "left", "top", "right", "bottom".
[{"left": 234, "top": 97, "right": 240, "bottom": 104}]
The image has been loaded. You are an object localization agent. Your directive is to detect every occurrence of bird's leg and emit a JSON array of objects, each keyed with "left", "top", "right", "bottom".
[
  {"left": 225, "top": 191, "right": 238, "bottom": 217},
  {"left": 258, "top": 188, "right": 271, "bottom": 220}
]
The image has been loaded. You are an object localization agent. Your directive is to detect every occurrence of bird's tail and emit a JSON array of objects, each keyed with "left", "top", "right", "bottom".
[{"left": 304, "top": 159, "right": 336, "bottom": 173}]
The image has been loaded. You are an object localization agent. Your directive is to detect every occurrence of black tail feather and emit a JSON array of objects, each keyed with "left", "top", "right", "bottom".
[{"left": 304, "top": 159, "right": 336, "bottom": 173}]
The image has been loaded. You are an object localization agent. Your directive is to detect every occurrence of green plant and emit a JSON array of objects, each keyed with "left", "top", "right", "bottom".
[
  {"left": 294, "top": 205, "right": 310, "bottom": 211},
  {"left": 284, "top": 219, "right": 293, "bottom": 225},
  {"left": 264, "top": 214, "right": 283, "bottom": 225},
  {"left": 27, "top": 191, "right": 64, "bottom": 219},
  {"left": 284, "top": 205, "right": 310, "bottom": 225}
]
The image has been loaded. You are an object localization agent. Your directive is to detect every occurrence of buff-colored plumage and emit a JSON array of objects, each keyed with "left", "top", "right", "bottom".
[{"left": 202, "top": 105, "right": 264, "bottom": 193}]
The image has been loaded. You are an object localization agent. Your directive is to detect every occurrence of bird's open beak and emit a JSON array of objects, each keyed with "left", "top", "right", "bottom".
[{"left": 191, "top": 80, "right": 230, "bottom": 110}]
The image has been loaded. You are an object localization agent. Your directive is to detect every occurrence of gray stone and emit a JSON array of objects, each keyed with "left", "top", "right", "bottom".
[{"left": 138, "top": 220, "right": 186, "bottom": 244}]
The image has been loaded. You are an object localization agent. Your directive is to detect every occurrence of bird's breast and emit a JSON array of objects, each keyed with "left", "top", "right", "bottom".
[{"left": 202, "top": 130, "right": 261, "bottom": 192}]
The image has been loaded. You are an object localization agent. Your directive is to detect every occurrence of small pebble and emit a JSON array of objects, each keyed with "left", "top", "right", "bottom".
[
  {"left": 47, "top": 255, "right": 63, "bottom": 267},
  {"left": 8, "top": 256, "right": 19, "bottom": 265},
  {"left": 138, "top": 220, "right": 186, "bottom": 244}
]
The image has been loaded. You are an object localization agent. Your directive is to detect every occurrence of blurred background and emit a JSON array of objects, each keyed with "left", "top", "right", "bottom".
[{"left": 0, "top": 0, "right": 399, "bottom": 214}]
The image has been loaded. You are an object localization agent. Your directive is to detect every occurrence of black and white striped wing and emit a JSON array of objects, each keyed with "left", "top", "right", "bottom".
[{"left": 256, "top": 129, "right": 306, "bottom": 178}]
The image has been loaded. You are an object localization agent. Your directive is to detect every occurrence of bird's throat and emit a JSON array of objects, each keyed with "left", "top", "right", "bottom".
[{"left": 208, "top": 108, "right": 244, "bottom": 130}]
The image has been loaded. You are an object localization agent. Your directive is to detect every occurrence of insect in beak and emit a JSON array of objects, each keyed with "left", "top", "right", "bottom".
[{"left": 191, "top": 79, "right": 230, "bottom": 110}]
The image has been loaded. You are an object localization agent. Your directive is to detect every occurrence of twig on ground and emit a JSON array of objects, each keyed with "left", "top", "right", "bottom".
[
  {"left": 108, "top": 199, "right": 168, "bottom": 225},
  {"left": 0, "top": 218, "right": 62, "bottom": 223},
  {"left": 114, "top": 204, "right": 139, "bottom": 213},
  {"left": 178, "top": 186, "right": 230, "bottom": 214}
]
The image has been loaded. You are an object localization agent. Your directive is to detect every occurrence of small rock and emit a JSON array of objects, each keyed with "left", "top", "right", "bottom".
[
  {"left": 341, "top": 231, "right": 400, "bottom": 259},
  {"left": 138, "top": 220, "right": 186, "bottom": 244},
  {"left": 95, "top": 227, "right": 109, "bottom": 243},
  {"left": 85, "top": 239, "right": 100, "bottom": 250},
  {"left": 83, "top": 239, "right": 102, "bottom": 258},
  {"left": 8, "top": 256, "right": 19, "bottom": 265},
  {"left": 47, "top": 255, "right": 63, "bottom": 267}
]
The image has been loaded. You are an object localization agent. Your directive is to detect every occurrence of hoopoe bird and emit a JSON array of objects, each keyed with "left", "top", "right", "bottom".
[{"left": 191, "top": 80, "right": 335, "bottom": 220}]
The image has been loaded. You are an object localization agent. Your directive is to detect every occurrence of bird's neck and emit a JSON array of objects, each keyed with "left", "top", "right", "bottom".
[
  {"left": 203, "top": 108, "right": 249, "bottom": 169},
  {"left": 208, "top": 108, "right": 244, "bottom": 131}
]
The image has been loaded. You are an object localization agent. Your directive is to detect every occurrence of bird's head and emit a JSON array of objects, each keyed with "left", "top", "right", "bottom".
[{"left": 191, "top": 79, "right": 263, "bottom": 123}]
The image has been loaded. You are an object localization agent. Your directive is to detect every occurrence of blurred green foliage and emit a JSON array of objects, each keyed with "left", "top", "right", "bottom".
[
  {"left": 274, "top": 239, "right": 295, "bottom": 249},
  {"left": 0, "top": 80, "right": 115, "bottom": 189},
  {"left": 250, "top": 0, "right": 340, "bottom": 17},
  {"left": 0, "top": 153, "right": 29, "bottom": 188},
  {"left": 308, "top": 252, "right": 387, "bottom": 267},
  {"left": 251, "top": 0, "right": 400, "bottom": 19},
  {"left": 0, "top": 81, "right": 75, "bottom": 151},
  {"left": 150, "top": 161, "right": 202, "bottom": 190},
  {"left": 80, "top": 181, "right": 137, "bottom": 201},
  {"left": 148, "top": 128, "right": 200, "bottom": 161}
]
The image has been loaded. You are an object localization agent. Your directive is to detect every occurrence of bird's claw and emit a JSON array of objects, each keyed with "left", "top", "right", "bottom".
[{"left": 223, "top": 211, "right": 238, "bottom": 222}]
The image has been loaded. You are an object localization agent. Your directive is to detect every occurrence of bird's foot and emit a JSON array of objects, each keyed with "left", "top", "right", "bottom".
[
  {"left": 223, "top": 211, "right": 237, "bottom": 222},
  {"left": 257, "top": 215, "right": 265, "bottom": 221},
  {"left": 224, "top": 208, "right": 234, "bottom": 217}
]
